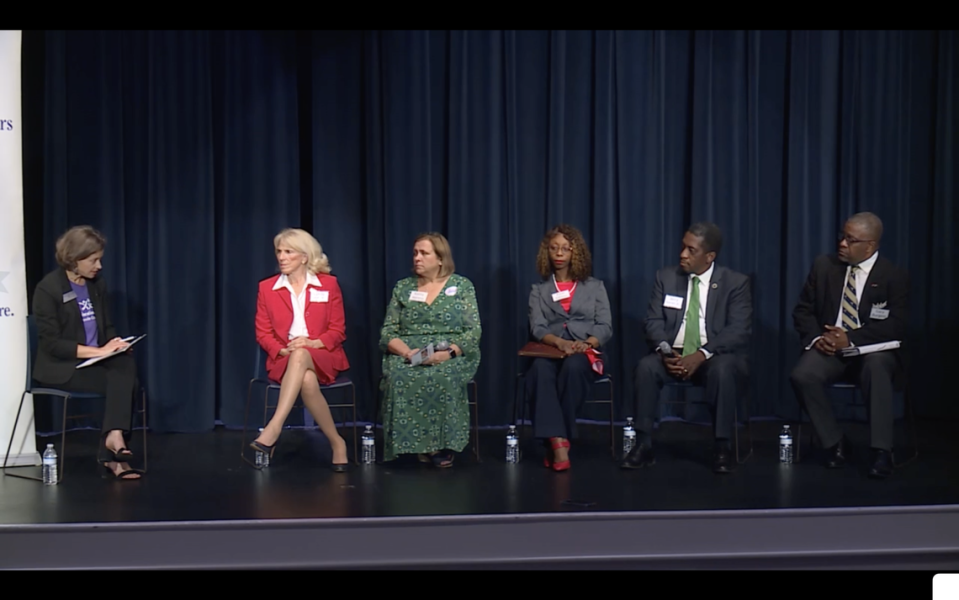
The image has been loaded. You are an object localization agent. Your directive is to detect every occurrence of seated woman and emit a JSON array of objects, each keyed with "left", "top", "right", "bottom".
[
  {"left": 525, "top": 224, "right": 612, "bottom": 471},
  {"left": 252, "top": 228, "right": 350, "bottom": 471},
  {"left": 32, "top": 226, "right": 143, "bottom": 480},
  {"left": 378, "top": 232, "right": 481, "bottom": 467}
]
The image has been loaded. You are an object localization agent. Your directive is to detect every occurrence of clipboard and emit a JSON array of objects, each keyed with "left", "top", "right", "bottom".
[
  {"left": 76, "top": 334, "right": 146, "bottom": 369},
  {"left": 518, "top": 341, "right": 566, "bottom": 359}
]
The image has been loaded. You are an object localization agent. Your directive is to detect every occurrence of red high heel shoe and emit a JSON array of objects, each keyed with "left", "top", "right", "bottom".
[{"left": 543, "top": 438, "right": 570, "bottom": 471}]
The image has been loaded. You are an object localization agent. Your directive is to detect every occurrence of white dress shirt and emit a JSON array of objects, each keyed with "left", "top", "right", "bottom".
[
  {"left": 273, "top": 272, "right": 322, "bottom": 340},
  {"left": 672, "top": 262, "right": 714, "bottom": 359}
]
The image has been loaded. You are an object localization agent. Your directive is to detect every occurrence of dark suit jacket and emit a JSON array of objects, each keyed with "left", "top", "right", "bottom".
[
  {"left": 528, "top": 276, "right": 613, "bottom": 347},
  {"left": 792, "top": 253, "right": 908, "bottom": 353},
  {"left": 644, "top": 264, "right": 752, "bottom": 356},
  {"left": 32, "top": 268, "right": 118, "bottom": 384}
]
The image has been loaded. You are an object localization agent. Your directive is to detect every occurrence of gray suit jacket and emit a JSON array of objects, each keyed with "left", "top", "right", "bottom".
[
  {"left": 644, "top": 265, "right": 751, "bottom": 356},
  {"left": 528, "top": 276, "right": 613, "bottom": 347}
]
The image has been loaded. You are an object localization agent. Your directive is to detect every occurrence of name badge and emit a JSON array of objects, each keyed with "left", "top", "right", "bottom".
[
  {"left": 409, "top": 291, "right": 428, "bottom": 302},
  {"left": 552, "top": 290, "right": 571, "bottom": 302},
  {"left": 310, "top": 289, "right": 329, "bottom": 303},
  {"left": 663, "top": 294, "right": 683, "bottom": 309},
  {"left": 869, "top": 306, "right": 889, "bottom": 320},
  {"left": 445, "top": 286, "right": 457, "bottom": 296},
  {"left": 62, "top": 291, "right": 76, "bottom": 303}
]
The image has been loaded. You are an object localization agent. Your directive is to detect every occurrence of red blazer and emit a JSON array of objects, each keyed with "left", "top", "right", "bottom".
[{"left": 255, "top": 273, "right": 349, "bottom": 376}]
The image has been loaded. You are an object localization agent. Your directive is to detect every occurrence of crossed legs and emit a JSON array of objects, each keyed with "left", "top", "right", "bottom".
[{"left": 253, "top": 348, "right": 347, "bottom": 465}]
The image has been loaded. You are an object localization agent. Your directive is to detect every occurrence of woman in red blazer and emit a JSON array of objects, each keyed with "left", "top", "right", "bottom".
[{"left": 252, "top": 228, "right": 350, "bottom": 471}]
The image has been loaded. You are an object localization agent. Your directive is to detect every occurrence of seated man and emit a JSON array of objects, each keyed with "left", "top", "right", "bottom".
[
  {"left": 622, "top": 222, "right": 752, "bottom": 474},
  {"left": 789, "top": 212, "right": 908, "bottom": 479}
]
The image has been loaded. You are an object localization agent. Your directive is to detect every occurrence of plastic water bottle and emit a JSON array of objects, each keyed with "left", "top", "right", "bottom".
[
  {"left": 255, "top": 428, "right": 269, "bottom": 467},
  {"left": 361, "top": 425, "right": 375, "bottom": 464},
  {"left": 505, "top": 425, "right": 519, "bottom": 463},
  {"left": 779, "top": 425, "right": 793, "bottom": 464},
  {"left": 42, "top": 444, "right": 57, "bottom": 485},
  {"left": 623, "top": 417, "right": 636, "bottom": 456}
]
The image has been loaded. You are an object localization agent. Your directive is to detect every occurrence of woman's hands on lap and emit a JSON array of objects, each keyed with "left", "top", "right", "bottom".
[{"left": 280, "top": 336, "right": 325, "bottom": 356}]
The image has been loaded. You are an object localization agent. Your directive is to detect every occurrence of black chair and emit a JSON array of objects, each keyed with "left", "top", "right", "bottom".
[
  {"left": 794, "top": 379, "right": 918, "bottom": 466},
  {"left": 2, "top": 315, "right": 148, "bottom": 483},
  {"left": 659, "top": 378, "right": 753, "bottom": 464},
  {"left": 374, "top": 376, "right": 480, "bottom": 462},
  {"left": 513, "top": 372, "right": 616, "bottom": 459},
  {"left": 241, "top": 346, "right": 358, "bottom": 467}
]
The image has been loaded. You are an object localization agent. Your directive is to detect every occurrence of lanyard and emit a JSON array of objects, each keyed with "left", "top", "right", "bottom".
[{"left": 552, "top": 274, "right": 577, "bottom": 295}]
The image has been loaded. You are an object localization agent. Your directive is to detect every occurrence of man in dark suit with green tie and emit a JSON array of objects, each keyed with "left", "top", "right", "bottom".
[
  {"left": 622, "top": 222, "right": 752, "bottom": 474},
  {"left": 789, "top": 212, "right": 908, "bottom": 479}
]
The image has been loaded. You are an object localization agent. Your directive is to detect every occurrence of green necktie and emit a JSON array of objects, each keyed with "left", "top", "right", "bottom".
[{"left": 682, "top": 276, "right": 701, "bottom": 356}]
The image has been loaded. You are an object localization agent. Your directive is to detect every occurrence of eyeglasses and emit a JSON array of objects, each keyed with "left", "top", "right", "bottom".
[
  {"left": 549, "top": 245, "right": 572, "bottom": 254},
  {"left": 838, "top": 233, "right": 873, "bottom": 245}
]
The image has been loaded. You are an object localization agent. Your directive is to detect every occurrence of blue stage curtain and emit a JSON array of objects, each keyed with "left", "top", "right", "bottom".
[{"left": 22, "top": 30, "right": 957, "bottom": 434}]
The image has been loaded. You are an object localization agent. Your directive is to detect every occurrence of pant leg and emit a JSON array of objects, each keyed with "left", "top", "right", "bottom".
[
  {"left": 555, "top": 353, "right": 596, "bottom": 439},
  {"left": 633, "top": 353, "right": 670, "bottom": 435},
  {"left": 789, "top": 348, "right": 849, "bottom": 448},
  {"left": 856, "top": 352, "right": 897, "bottom": 451},
  {"left": 526, "top": 358, "right": 564, "bottom": 439},
  {"left": 695, "top": 354, "right": 747, "bottom": 440},
  {"left": 57, "top": 354, "right": 137, "bottom": 435}
]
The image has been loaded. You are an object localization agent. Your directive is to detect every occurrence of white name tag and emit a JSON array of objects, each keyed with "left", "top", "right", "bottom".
[
  {"left": 552, "top": 290, "right": 571, "bottom": 302},
  {"left": 870, "top": 306, "right": 889, "bottom": 320},
  {"left": 310, "top": 289, "right": 329, "bottom": 303},
  {"left": 62, "top": 291, "right": 77, "bottom": 303},
  {"left": 409, "top": 291, "right": 428, "bottom": 302},
  {"left": 663, "top": 294, "right": 683, "bottom": 309},
  {"left": 445, "top": 286, "right": 457, "bottom": 296}
]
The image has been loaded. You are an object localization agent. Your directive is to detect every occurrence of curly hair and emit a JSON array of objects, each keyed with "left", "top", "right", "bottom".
[{"left": 535, "top": 224, "right": 592, "bottom": 280}]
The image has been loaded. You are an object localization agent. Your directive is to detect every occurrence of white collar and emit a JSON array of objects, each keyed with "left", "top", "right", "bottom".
[
  {"left": 850, "top": 250, "right": 878, "bottom": 275},
  {"left": 689, "top": 262, "right": 715, "bottom": 285},
  {"left": 273, "top": 271, "right": 321, "bottom": 291}
]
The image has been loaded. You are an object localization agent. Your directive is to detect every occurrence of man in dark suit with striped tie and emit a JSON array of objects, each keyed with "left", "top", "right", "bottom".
[{"left": 790, "top": 212, "right": 909, "bottom": 479}]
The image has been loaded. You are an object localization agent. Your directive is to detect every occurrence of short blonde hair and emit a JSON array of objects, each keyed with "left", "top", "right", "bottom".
[
  {"left": 413, "top": 232, "right": 454, "bottom": 277},
  {"left": 55, "top": 226, "right": 106, "bottom": 270},
  {"left": 273, "top": 228, "right": 331, "bottom": 274}
]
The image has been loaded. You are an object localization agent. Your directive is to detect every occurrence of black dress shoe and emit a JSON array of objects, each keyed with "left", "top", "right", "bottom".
[
  {"left": 868, "top": 449, "right": 892, "bottom": 479},
  {"left": 713, "top": 442, "right": 733, "bottom": 474},
  {"left": 620, "top": 444, "right": 655, "bottom": 469},
  {"left": 824, "top": 436, "right": 847, "bottom": 468}
]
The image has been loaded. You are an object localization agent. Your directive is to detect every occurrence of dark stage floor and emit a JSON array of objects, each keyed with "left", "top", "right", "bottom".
[{"left": 1, "top": 418, "right": 956, "bottom": 525}]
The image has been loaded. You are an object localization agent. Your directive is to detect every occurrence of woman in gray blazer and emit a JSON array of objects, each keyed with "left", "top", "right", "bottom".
[{"left": 525, "top": 224, "right": 612, "bottom": 471}]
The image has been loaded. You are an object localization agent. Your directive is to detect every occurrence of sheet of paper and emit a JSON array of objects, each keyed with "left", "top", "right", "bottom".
[
  {"left": 409, "top": 343, "right": 434, "bottom": 366},
  {"left": 76, "top": 334, "right": 146, "bottom": 369},
  {"left": 839, "top": 340, "right": 900, "bottom": 357}
]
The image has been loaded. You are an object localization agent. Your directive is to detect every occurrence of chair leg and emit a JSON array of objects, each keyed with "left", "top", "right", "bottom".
[
  {"left": 608, "top": 379, "right": 615, "bottom": 460},
  {"left": 735, "top": 398, "right": 754, "bottom": 464},
  {"left": 240, "top": 379, "right": 262, "bottom": 469},
  {"left": 470, "top": 380, "right": 480, "bottom": 462},
  {"left": 141, "top": 388, "right": 148, "bottom": 473},
  {"left": 2, "top": 391, "right": 45, "bottom": 481},
  {"left": 351, "top": 384, "right": 359, "bottom": 466},
  {"left": 894, "top": 389, "right": 919, "bottom": 468}
]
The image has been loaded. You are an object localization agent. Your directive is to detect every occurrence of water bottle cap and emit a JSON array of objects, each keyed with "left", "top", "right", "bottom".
[{"left": 47, "top": 443, "right": 53, "bottom": 448}]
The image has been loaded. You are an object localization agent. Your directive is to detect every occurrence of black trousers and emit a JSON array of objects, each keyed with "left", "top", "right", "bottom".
[
  {"left": 789, "top": 349, "right": 897, "bottom": 451},
  {"left": 633, "top": 352, "right": 747, "bottom": 440},
  {"left": 525, "top": 353, "right": 598, "bottom": 440},
  {"left": 38, "top": 354, "right": 138, "bottom": 437}
]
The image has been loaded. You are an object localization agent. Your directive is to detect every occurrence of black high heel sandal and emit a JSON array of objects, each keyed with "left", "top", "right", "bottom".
[
  {"left": 250, "top": 439, "right": 277, "bottom": 459},
  {"left": 101, "top": 463, "right": 144, "bottom": 480}
]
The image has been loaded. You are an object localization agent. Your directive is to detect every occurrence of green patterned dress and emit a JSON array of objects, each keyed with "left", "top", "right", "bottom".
[{"left": 378, "top": 273, "right": 482, "bottom": 462}]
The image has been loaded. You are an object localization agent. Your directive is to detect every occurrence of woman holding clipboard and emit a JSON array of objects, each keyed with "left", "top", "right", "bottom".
[
  {"left": 524, "top": 224, "right": 612, "bottom": 471},
  {"left": 32, "top": 226, "right": 143, "bottom": 480}
]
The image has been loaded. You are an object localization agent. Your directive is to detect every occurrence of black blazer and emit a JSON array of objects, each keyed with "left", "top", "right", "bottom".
[
  {"left": 32, "top": 269, "right": 118, "bottom": 385},
  {"left": 792, "top": 253, "right": 908, "bottom": 353},
  {"left": 644, "top": 264, "right": 752, "bottom": 356},
  {"left": 528, "top": 276, "right": 613, "bottom": 347}
]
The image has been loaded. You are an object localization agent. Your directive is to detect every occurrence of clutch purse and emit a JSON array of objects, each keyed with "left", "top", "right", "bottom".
[{"left": 518, "top": 341, "right": 566, "bottom": 359}]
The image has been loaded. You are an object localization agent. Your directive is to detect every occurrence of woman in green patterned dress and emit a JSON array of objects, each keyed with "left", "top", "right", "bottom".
[{"left": 378, "top": 232, "right": 482, "bottom": 467}]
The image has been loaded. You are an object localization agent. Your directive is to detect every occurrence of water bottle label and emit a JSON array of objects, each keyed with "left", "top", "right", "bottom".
[
  {"left": 780, "top": 439, "right": 792, "bottom": 445},
  {"left": 363, "top": 439, "right": 374, "bottom": 445},
  {"left": 507, "top": 439, "right": 517, "bottom": 446}
]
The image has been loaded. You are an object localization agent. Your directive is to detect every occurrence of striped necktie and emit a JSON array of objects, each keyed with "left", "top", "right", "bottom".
[{"left": 841, "top": 266, "right": 860, "bottom": 330}]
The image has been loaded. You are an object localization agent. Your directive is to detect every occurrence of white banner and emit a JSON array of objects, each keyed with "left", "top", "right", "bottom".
[{"left": 0, "top": 30, "right": 38, "bottom": 468}]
